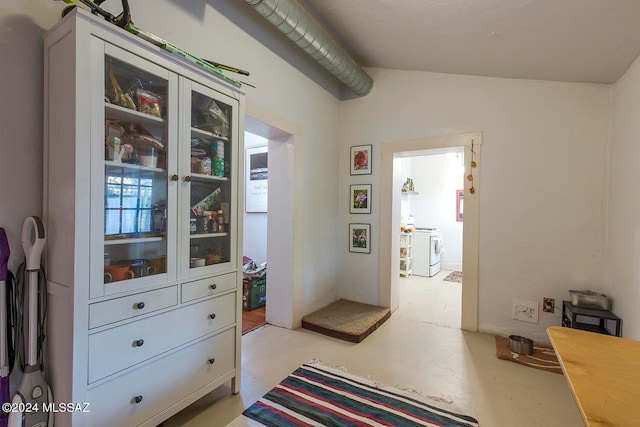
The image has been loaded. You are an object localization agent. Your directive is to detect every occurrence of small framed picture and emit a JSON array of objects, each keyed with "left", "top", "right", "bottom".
[
  {"left": 350, "top": 184, "right": 371, "bottom": 214},
  {"left": 456, "top": 189, "right": 463, "bottom": 222},
  {"left": 349, "top": 223, "right": 371, "bottom": 254},
  {"left": 350, "top": 144, "right": 372, "bottom": 175}
]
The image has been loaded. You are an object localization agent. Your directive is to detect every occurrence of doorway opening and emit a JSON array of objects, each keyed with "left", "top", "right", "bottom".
[
  {"left": 242, "top": 131, "right": 269, "bottom": 333},
  {"left": 397, "top": 148, "right": 464, "bottom": 328},
  {"left": 379, "top": 132, "right": 481, "bottom": 331},
  {"left": 242, "top": 105, "right": 304, "bottom": 331}
]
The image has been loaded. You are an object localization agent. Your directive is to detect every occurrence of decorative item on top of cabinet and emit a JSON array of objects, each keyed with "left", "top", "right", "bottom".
[{"left": 43, "top": 8, "right": 244, "bottom": 427}]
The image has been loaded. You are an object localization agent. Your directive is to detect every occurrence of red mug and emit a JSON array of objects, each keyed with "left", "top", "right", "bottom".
[{"left": 104, "top": 264, "right": 134, "bottom": 283}]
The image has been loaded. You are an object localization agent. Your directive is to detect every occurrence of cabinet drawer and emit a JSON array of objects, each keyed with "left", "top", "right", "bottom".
[
  {"left": 181, "top": 272, "right": 237, "bottom": 303},
  {"left": 89, "top": 286, "right": 178, "bottom": 329},
  {"left": 86, "top": 327, "right": 236, "bottom": 427},
  {"left": 88, "top": 291, "right": 236, "bottom": 383}
]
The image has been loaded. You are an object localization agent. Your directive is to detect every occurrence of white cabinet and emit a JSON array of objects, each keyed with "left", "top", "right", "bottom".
[
  {"left": 43, "top": 8, "right": 243, "bottom": 426},
  {"left": 86, "top": 327, "right": 236, "bottom": 427},
  {"left": 400, "top": 233, "right": 413, "bottom": 276}
]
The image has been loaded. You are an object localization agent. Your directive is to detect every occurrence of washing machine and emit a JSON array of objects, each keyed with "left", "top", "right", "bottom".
[{"left": 412, "top": 228, "right": 442, "bottom": 277}]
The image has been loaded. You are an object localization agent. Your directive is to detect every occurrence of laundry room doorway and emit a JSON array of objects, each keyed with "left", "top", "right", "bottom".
[
  {"left": 398, "top": 149, "right": 465, "bottom": 328},
  {"left": 379, "top": 132, "right": 481, "bottom": 332}
]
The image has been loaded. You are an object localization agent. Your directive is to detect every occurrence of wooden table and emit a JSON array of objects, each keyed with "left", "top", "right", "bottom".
[{"left": 547, "top": 326, "right": 640, "bottom": 426}]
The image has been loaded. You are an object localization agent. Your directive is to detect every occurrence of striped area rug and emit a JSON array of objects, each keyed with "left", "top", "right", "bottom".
[{"left": 234, "top": 362, "right": 479, "bottom": 426}]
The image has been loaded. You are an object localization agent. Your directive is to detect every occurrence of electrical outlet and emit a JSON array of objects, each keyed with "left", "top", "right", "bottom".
[
  {"left": 543, "top": 297, "right": 555, "bottom": 313},
  {"left": 512, "top": 298, "right": 539, "bottom": 323}
]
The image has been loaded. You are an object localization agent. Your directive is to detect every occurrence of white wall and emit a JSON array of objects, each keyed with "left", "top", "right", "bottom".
[
  {"left": 1, "top": 1, "right": 632, "bottom": 342},
  {"left": 243, "top": 132, "right": 268, "bottom": 265},
  {"left": 339, "top": 68, "right": 611, "bottom": 342},
  {"left": 402, "top": 153, "right": 464, "bottom": 270},
  {"left": 0, "top": 0, "right": 342, "bottom": 320},
  {"left": 0, "top": 2, "right": 61, "bottom": 273},
  {"left": 608, "top": 54, "right": 640, "bottom": 340}
]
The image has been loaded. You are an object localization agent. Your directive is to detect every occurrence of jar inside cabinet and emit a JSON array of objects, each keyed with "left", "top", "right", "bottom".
[
  {"left": 187, "top": 88, "right": 233, "bottom": 270},
  {"left": 102, "top": 54, "right": 170, "bottom": 285}
]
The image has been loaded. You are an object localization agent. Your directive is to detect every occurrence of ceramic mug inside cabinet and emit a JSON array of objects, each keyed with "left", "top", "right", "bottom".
[
  {"left": 104, "top": 264, "right": 134, "bottom": 282},
  {"left": 130, "top": 259, "right": 157, "bottom": 277}
]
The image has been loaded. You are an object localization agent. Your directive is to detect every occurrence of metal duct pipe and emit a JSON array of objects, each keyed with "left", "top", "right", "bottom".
[{"left": 244, "top": 0, "right": 373, "bottom": 96}]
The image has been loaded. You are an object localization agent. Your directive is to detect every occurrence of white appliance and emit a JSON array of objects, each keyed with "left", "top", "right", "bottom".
[{"left": 412, "top": 228, "right": 442, "bottom": 277}]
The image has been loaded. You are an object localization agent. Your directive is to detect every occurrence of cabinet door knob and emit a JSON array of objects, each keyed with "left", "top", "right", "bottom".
[
  {"left": 133, "top": 395, "right": 143, "bottom": 404},
  {"left": 134, "top": 339, "right": 144, "bottom": 347},
  {"left": 209, "top": 313, "right": 216, "bottom": 320},
  {"left": 209, "top": 283, "right": 217, "bottom": 290},
  {"left": 170, "top": 174, "right": 179, "bottom": 181},
  {"left": 208, "top": 358, "right": 215, "bottom": 365},
  {"left": 135, "top": 302, "right": 145, "bottom": 310},
  {"left": 183, "top": 175, "right": 192, "bottom": 182}
]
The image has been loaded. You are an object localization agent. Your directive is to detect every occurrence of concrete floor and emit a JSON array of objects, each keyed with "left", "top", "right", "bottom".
[{"left": 162, "top": 271, "right": 583, "bottom": 427}]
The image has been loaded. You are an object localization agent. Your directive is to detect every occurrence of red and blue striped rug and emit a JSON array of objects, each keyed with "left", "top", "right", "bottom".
[{"left": 238, "top": 362, "right": 479, "bottom": 426}]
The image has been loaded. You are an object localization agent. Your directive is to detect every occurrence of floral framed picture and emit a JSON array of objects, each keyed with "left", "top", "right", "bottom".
[
  {"left": 349, "top": 223, "right": 371, "bottom": 254},
  {"left": 350, "top": 184, "right": 371, "bottom": 214},
  {"left": 350, "top": 144, "right": 372, "bottom": 175}
]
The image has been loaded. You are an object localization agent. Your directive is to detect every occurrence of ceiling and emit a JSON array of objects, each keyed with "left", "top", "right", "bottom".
[{"left": 299, "top": 0, "right": 640, "bottom": 84}]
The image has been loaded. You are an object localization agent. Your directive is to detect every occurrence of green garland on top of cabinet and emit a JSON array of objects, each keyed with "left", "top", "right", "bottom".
[{"left": 125, "top": 23, "right": 243, "bottom": 88}]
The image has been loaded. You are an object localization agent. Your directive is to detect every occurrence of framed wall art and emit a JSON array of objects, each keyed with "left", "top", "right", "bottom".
[
  {"left": 456, "top": 189, "right": 464, "bottom": 222},
  {"left": 349, "top": 223, "right": 371, "bottom": 254},
  {"left": 350, "top": 144, "right": 372, "bottom": 175},
  {"left": 350, "top": 184, "right": 371, "bottom": 214}
]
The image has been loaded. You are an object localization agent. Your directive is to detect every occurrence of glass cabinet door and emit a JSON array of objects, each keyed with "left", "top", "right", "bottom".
[
  {"left": 96, "top": 43, "right": 177, "bottom": 297},
  {"left": 181, "top": 80, "right": 237, "bottom": 277}
]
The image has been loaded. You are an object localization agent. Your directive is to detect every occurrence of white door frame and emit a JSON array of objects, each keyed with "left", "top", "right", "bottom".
[
  {"left": 379, "top": 132, "right": 482, "bottom": 331},
  {"left": 245, "top": 102, "right": 304, "bottom": 328}
]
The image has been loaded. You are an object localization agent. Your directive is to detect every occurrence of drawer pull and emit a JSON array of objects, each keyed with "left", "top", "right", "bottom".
[
  {"left": 135, "top": 302, "right": 145, "bottom": 310},
  {"left": 209, "top": 313, "right": 216, "bottom": 320},
  {"left": 133, "top": 395, "right": 143, "bottom": 404},
  {"left": 208, "top": 358, "right": 215, "bottom": 365},
  {"left": 209, "top": 283, "right": 217, "bottom": 290},
  {"left": 134, "top": 339, "right": 145, "bottom": 347}
]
